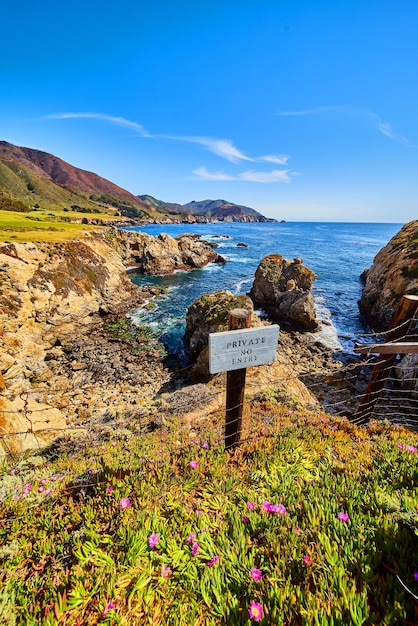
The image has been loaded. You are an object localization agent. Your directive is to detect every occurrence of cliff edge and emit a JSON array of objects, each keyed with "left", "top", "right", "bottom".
[
  {"left": 0, "top": 230, "right": 224, "bottom": 455},
  {"left": 359, "top": 220, "right": 418, "bottom": 330}
]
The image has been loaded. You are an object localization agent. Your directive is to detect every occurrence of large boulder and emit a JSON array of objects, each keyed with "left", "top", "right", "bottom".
[
  {"left": 359, "top": 220, "right": 418, "bottom": 330},
  {"left": 249, "top": 254, "right": 318, "bottom": 331},
  {"left": 184, "top": 291, "right": 256, "bottom": 381}
]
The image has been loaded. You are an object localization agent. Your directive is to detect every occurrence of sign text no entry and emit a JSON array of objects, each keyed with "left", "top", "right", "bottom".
[{"left": 209, "top": 325, "right": 280, "bottom": 374}]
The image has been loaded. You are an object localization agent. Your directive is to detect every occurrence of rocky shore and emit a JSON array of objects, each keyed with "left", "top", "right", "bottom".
[
  {"left": 0, "top": 229, "right": 225, "bottom": 455},
  {"left": 3, "top": 221, "right": 415, "bottom": 457}
]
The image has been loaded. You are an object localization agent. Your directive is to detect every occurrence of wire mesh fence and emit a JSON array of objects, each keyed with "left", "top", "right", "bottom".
[{"left": 1, "top": 319, "right": 417, "bottom": 468}]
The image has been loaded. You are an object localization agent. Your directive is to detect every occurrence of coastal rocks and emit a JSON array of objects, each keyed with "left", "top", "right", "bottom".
[
  {"left": 106, "top": 229, "right": 226, "bottom": 275},
  {"left": 184, "top": 291, "right": 256, "bottom": 381},
  {"left": 249, "top": 254, "right": 319, "bottom": 331},
  {"left": 0, "top": 227, "right": 224, "bottom": 455},
  {"left": 359, "top": 220, "right": 418, "bottom": 330},
  {"left": 183, "top": 289, "right": 326, "bottom": 407}
]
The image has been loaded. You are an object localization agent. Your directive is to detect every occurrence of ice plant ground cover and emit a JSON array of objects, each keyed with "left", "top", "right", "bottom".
[{"left": 0, "top": 405, "right": 417, "bottom": 625}]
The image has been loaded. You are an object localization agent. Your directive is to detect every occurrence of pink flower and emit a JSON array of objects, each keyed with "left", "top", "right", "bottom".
[
  {"left": 40, "top": 478, "right": 47, "bottom": 484},
  {"left": 191, "top": 542, "right": 200, "bottom": 556},
  {"left": 107, "top": 487, "right": 114, "bottom": 494},
  {"left": 397, "top": 444, "right": 404, "bottom": 449},
  {"left": 186, "top": 533, "right": 196, "bottom": 545},
  {"left": 303, "top": 555, "right": 312, "bottom": 566},
  {"left": 261, "top": 500, "right": 271, "bottom": 512},
  {"left": 111, "top": 441, "right": 117, "bottom": 446},
  {"left": 37, "top": 486, "right": 44, "bottom": 493},
  {"left": 242, "top": 516, "right": 249, "bottom": 523},
  {"left": 269, "top": 503, "right": 287, "bottom": 515},
  {"left": 407, "top": 445, "right": 417, "bottom": 453},
  {"left": 44, "top": 488, "right": 52, "bottom": 495},
  {"left": 195, "top": 509, "right": 204, "bottom": 515},
  {"left": 294, "top": 525, "right": 301, "bottom": 534},
  {"left": 248, "top": 600, "right": 263, "bottom": 621},
  {"left": 148, "top": 533, "right": 159, "bottom": 549},
  {"left": 103, "top": 601, "right": 115, "bottom": 616},
  {"left": 189, "top": 461, "right": 198, "bottom": 469},
  {"left": 247, "top": 501, "right": 255, "bottom": 510},
  {"left": 22, "top": 483, "right": 31, "bottom": 494},
  {"left": 202, "top": 441, "right": 209, "bottom": 449},
  {"left": 119, "top": 497, "right": 131, "bottom": 510},
  {"left": 337, "top": 512, "right": 350, "bottom": 523},
  {"left": 161, "top": 565, "right": 172, "bottom": 578},
  {"left": 250, "top": 567, "right": 262, "bottom": 581},
  {"left": 101, "top": 445, "right": 106, "bottom": 450},
  {"left": 206, "top": 555, "right": 220, "bottom": 567}
]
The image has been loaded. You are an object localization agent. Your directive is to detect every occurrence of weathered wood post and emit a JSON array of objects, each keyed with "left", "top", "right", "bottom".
[
  {"left": 224, "top": 308, "right": 252, "bottom": 449},
  {"left": 356, "top": 295, "right": 418, "bottom": 421},
  {"left": 209, "top": 314, "right": 280, "bottom": 450}
]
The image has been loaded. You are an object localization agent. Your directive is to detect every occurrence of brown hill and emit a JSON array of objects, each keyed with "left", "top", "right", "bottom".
[{"left": 0, "top": 141, "right": 148, "bottom": 209}]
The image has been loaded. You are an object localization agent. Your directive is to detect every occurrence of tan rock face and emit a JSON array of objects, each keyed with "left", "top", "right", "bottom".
[
  {"left": 359, "top": 220, "right": 418, "bottom": 330},
  {"left": 0, "top": 229, "right": 225, "bottom": 456},
  {"left": 249, "top": 254, "right": 319, "bottom": 331},
  {"left": 106, "top": 229, "right": 226, "bottom": 274}
]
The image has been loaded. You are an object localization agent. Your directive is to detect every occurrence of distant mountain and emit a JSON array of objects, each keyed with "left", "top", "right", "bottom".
[
  {"left": 138, "top": 196, "right": 275, "bottom": 223},
  {"left": 0, "top": 141, "right": 275, "bottom": 224}
]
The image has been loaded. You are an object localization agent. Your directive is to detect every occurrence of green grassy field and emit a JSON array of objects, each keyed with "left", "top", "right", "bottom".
[{"left": 0, "top": 208, "right": 118, "bottom": 243}]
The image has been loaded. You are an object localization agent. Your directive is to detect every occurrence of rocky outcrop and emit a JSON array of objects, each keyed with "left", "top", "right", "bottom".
[
  {"left": 0, "top": 229, "right": 226, "bottom": 455},
  {"left": 106, "top": 229, "right": 226, "bottom": 274},
  {"left": 359, "top": 220, "right": 418, "bottom": 330},
  {"left": 249, "top": 254, "right": 319, "bottom": 331},
  {"left": 184, "top": 291, "right": 255, "bottom": 381}
]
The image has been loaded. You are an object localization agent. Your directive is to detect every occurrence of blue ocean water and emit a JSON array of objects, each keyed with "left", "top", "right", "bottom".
[{"left": 126, "top": 222, "right": 402, "bottom": 359}]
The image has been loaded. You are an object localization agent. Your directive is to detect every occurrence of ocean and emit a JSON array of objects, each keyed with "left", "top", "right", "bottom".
[{"left": 126, "top": 222, "right": 402, "bottom": 361}]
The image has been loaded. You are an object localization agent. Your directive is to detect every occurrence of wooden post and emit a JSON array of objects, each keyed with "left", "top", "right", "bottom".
[
  {"left": 225, "top": 308, "right": 251, "bottom": 449},
  {"left": 356, "top": 295, "right": 418, "bottom": 421}
]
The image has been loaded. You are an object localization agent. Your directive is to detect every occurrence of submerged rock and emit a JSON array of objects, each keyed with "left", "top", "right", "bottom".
[{"left": 249, "top": 254, "right": 319, "bottom": 331}]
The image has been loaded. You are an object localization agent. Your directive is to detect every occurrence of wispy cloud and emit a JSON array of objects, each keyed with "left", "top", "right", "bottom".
[
  {"left": 192, "top": 167, "right": 292, "bottom": 183},
  {"left": 168, "top": 136, "right": 254, "bottom": 163},
  {"left": 43, "top": 112, "right": 151, "bottom": 136},
  {"left": 44, "top": 111, "right": 293, "bottom": 179},
  {"left": 240, "top": 169, "right": 292, "bottom": 183},
  {"left": 191, "top": 167, "right": 237, "bottom": 181},
  {"left": 276, "top": 105, "right": 409, "bottom": 144},
  {"left": 276, "top": 106, "right": 337, "bottom": 117},
  {"left": 258, "top": 154, "right": 290, "bottom": 165}
]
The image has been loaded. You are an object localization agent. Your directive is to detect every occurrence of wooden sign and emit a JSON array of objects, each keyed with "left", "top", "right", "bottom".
[{"left": 209, "top": 325, "right": 280, "bottom": 374}]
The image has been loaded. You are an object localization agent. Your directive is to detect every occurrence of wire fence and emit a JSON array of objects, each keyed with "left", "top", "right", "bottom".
[{"left": 1, "top": 318, "right": 417, "bottom": 467}]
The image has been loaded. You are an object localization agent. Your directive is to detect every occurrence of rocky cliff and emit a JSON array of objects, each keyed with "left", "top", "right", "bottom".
[
  {"left": 359, "top": 220, "right": 418, "bottom": 330},
  {"left": 0, "top": 230, "right": 224, "bottom": 455},
  {"left": 249, "top": 254, "right": 319, "bottom": 331}
]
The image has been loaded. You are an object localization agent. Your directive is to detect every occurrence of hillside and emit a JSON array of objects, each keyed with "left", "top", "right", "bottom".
[
  {"left": 138, "top": 195, "right": 275, "bottom": 223},
  {"left": 0, "top": 141, "right": 155, "bottom": 221},
  {"left": 1, "top": 141, "right": 274, "bottom": 225}
]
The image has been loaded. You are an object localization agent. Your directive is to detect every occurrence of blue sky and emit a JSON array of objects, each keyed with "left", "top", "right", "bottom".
[{"left": 1, "top": 0, "right": 417, "bottom": 222}]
